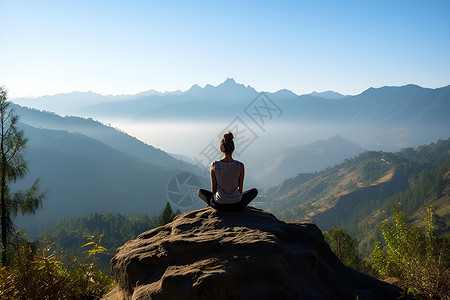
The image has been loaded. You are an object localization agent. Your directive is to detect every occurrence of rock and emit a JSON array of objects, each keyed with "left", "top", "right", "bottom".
[{"left": 103, "top": 207, "right": 405, "bottom": 299}]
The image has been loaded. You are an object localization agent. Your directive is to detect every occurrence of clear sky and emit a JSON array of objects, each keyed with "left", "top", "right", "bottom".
[{"left": 1, "top": 0, "right": 449, "bottom": 98}]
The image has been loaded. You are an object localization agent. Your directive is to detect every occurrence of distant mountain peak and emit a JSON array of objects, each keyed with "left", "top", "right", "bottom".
[
  {"left": 309, "top": 90, "right": 346, "bottom": 99},
  {"left": 217, "top": 78, "right": 257, "bottom": 93},
  {"left": 223, "top": 77, "right": 236, "bottom": 85},
  {"left": 186, "top": 78, "right": 257, "bottom": 97},
  {"left": 217, "top": 78, "right": 242, "bottom": 89},
  {"left": 361, "top": 84, "right": 425, "bottom": 96},
  {"left": 187, "top": 84, "right": 203, "bottom": 93},
  {"left": 136, "top": 89, "right": 164, "bottom": 97}
]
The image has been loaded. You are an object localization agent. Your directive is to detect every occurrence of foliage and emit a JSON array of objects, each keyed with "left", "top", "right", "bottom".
[
  {"left": 0, "top": 234, "right": 114, "bottom": 299},
  {"left": 39, "top": 212, "right": 158, "bottom": 272},
  {"left": 370, "top": 204, "right": 449, "bottom": 298},
  {"left": 82, "top": 233, "right": 109, "bottom": 265},
  {"left": 0, "top": 86, "right": 45, "bottom": 267},
  {"left": 157, "top": 202, "right": 177, "bottom": 226},
  {"left": 323, "top": 227, "right": 364, "bottom": 271}
]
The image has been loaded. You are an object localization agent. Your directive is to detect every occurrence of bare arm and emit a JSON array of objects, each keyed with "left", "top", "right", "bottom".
[
  {"left": 210, "top": 162, "right": 217, "bottom": 194},
  {"left": 238, "top": 162, "right": 244, "bottom": 193}
]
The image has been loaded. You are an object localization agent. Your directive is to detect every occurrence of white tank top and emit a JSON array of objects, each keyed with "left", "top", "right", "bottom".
[{"left": 213, "top": 160, "right": 242, "bottom": 204}]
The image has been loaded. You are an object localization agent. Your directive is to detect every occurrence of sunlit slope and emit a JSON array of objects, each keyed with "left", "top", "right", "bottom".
[{"left": 266, "top": 139, "right": 450, "bottom": 253}]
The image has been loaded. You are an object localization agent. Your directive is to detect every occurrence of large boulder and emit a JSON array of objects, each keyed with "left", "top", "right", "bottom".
[{"left": 104, "top": 207, "right": 404, "bottom": 299}]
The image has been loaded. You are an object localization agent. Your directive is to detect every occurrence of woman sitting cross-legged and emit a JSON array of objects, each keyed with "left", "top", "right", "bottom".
[{"left": 197, "top": 131, "right": 258, "bottom": 211}]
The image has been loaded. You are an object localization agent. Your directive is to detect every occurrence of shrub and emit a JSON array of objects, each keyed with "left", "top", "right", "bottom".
[
  {"left": 0, "top": 235, "right": 114, "bottom": 299},
  {"left": 370, "top": 205, "right": 449, "bottom": 298}
]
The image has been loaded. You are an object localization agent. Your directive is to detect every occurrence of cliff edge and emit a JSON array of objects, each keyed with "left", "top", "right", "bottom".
[{"left": 104, "top": 207, "right": 404, "bottom": 299}]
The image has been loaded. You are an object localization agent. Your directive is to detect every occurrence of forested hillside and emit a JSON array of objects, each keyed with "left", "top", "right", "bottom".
[
  {"left": 38, "top": 212, "right": 159, "bottom": 272},
  {"left": 265, "top": 138, "right": 450, "bottom": 254},
  {"left": 12, "top": 123, "right": 205, "bottom": 236}
]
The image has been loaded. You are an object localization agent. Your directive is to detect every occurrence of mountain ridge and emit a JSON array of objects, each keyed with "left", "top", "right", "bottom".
[
  {"left": 14, "top": 123, "right": 208, "bottom": 236},
  {"left": 12, "top": 104, "right": 200, "bottom": 172},
  {"left": 264, "top": 138, "right": 450, "bottom": 254},
  {"left": 13, "top": 80, "right": 450, "bottom": 153},
  {"left": 251, "top": 135, "right": 365, "bottom": 187}
]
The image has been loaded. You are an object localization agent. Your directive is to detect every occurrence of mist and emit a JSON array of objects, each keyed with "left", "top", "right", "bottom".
[{"left": 107, "top": 119, "right": 345, "bottom": 160}]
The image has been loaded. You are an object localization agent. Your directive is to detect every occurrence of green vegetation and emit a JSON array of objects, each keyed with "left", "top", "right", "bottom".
[
  {"left": 39, "top": 212, "right": 159, "bottom": 272},
  {"left": 0, "top": 203, "right": 179, "bottom": 298},
  {"left": 37, "top": 204, "right": 178, "bottom": 272},
  {"left": 267, "top": 150, "right": 399, "bottom": 223},
  {"left": 0, "top": 87, "right": 45, "bottom": 267},
  {"left": 382, "top": 157, "right": 450, "bottom": 217},
  {"left": 0, "top": 234, "right": 114, "bottom": 299},
  {"left": 323, "top": 227, "right": 363, "bottom": 271},
  {"left": 323, "top": 205, "right": 449, "bottom": 298},
  {"left": 158, "top": 202, "right": 177, "bottom": 226},
  {"left": 369, "top": 205, "right": 449, "bottom": 298}
]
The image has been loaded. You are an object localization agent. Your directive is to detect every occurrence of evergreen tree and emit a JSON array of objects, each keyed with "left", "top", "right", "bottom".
[
  {"left": 0, "top": 86, "right": 45, "bottom": 267},
  {"left": 323, "top": 227, "right": 362, "bottom": 270},
  {"left": 158, "top": 202, "right": 176, "bottom": 226}
]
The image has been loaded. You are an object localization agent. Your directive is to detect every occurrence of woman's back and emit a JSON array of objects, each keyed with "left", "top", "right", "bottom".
[
  {"left": 197, "top": 131, "right": 258, "bottom": 211},
  {"left": 213, "top": 160, "right": 242, "bottom": 204}
]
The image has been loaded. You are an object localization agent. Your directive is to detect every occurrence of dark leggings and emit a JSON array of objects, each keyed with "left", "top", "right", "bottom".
[{"left": 197, "top": 188, "right": 258, "bottom": 211}]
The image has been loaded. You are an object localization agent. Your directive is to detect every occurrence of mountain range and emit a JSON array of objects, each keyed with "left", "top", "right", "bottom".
[
  {"left": 10, "top": 104, "right": 371, "bottom": 236},
  {"left": 14, "top": 78, "right": 449, "bottom": 153},
  {"left": 10, "top": 79, "right": 450, "bottom": 236}
]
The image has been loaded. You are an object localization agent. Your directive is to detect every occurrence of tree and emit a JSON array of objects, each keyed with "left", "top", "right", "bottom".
[
  {"left": 157, "top": 202, "right": 176, "bottom": 226},
  {"left": 323, "top": 227, "right": 362, "bottom": 270},
  {"left": 0, "top": 86, "right": 45, "bottom": 267}
]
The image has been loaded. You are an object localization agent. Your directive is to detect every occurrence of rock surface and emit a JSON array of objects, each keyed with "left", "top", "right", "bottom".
[{"left": 104, "top": 207, "right": 404, "bottom": 299}]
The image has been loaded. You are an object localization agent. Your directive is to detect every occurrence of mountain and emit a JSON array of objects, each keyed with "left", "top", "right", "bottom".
[
  {"left": 251, "top": 135, "right": 365, "bottom": 187},
  {"left": 13, "top": 123, "right": 208, "bottom": 236},
  {"left": 13, "top": 91, "right": 133, "bottom": 116},
  {"left": 84, "top": 82, "right": 450, "bottom": 151},
  {"left": 12, "top": 80, "right": 450, "bottom": 167},
  {"left": 13, "top": 81, "right": 449, "bottom": 128},
  {"left": 277, "top": 84, "right": 450, "bottom": 125},
  {"left": 264, "top": 138, "right": 450, "bottom": 254},
  {"left": 189, "top": 78, "right": 258, "bottom": 100},
  {"left": 80, "top": 78, "right": 259, "bottom": 120},
  {"left": 11, "top": 105, "right": 209, "bottom": 236},
  {"left": 309, "top": 90, "right": 347, "bottom": 99},
  {"left": 12, "top": 104, "right": 199, "bottom": 172},
  {"left": 276, "top": 84, "right": 450, "bottom": 150}
]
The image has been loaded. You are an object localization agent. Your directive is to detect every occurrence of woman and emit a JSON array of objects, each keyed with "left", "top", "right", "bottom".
[{"left": 198, "top": 131, "right": 258, "bottom": 211}]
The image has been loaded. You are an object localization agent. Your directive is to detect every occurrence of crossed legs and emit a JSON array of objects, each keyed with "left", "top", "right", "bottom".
[{"left": 197, "top": 188, "right": 258, "bottom": 211}]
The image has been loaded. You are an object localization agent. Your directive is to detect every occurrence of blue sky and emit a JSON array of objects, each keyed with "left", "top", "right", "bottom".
[{"left": 1, "top": 0, "right": 449, "bottom": 98}]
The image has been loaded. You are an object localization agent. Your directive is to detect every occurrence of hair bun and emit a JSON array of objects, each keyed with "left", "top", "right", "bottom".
[
  {"left": 224, "top": 131, "right": 234, "bottom": 141},
  {"left": 220, "top": 131, "right": 235, "bottom": 154}
]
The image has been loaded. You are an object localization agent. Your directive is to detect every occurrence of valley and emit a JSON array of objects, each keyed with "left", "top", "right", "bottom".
[{"left": 9, "top": 79, "right": 449, "bottom": 253}]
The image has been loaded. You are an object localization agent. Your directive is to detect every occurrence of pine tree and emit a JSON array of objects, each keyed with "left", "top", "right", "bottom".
[
  {"left": 157, "top": 202, "right": 176, "bottom": 226},
  {"left": 323, "top": 227, "right": 362, "bottom": 270},
  {"left": 0, "top": 86, "right": 45, "bottom": 267}
]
